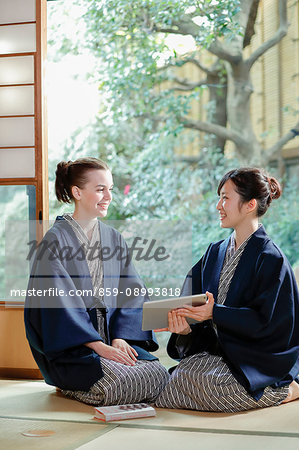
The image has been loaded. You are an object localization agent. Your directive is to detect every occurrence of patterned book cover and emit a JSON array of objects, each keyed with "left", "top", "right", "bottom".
[{"left": 94, "top": 403, "right": 156, "bottom": 422}]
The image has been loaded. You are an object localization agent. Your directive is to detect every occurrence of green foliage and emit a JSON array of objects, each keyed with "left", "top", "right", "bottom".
[
  {"left": 47, "top": 0, "right": 298, "bottom": 267},
  {"left": 263, "top": 182, "right": 299, "bottom": 266},
  {"left": 82, "top": 0, "right": 241, "bottom": 46},
  {"left": 47, "top": 0, "right": 240, "bottom": 150},
  {"left": 104, "top": 138, "right": 298, "bottom": 265},
  {"left": 119, "top": 145, "right": 237, "bottom": 262}
]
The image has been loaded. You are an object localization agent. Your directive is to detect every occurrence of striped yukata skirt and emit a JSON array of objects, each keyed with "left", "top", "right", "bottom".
[
  {"left": 61, "top": 358, "right": 169, "bottom": 406},
  {"left": 154, "top": 352, "right": 288, "bottom": 413}
]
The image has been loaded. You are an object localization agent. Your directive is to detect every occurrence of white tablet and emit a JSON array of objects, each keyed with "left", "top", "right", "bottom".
[{"left": 142, "top": 294, "right": 207, "bottom": 331}]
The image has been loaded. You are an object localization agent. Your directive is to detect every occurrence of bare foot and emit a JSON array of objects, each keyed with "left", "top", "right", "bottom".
[
  {"left": 281, "top": 380, "right": 299, "bottom": 404},
  {"left": 55, "top": 387, "right": 61, "bottom": 393}
]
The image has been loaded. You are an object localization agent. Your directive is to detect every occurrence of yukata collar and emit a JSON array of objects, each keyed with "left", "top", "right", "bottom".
[{"left": 211, "top": 224, "right": 268, "bottom": 301}]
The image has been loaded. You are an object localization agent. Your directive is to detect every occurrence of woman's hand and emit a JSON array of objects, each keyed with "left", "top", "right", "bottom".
[
  {"left": 154, "top": 310, "right": 192, "bottom": 335},
  {"left": 176, "top": 291, "right": 214, "bottom": 322},
  {"left": 111, "top": 338, "right": 138, "bottom": 363},
  {"left": 85, "top": 341, "right": 136, "bottom": 366}
]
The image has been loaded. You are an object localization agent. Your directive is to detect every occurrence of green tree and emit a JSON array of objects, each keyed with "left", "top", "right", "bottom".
[
  {"left": 47, "top": 0, "right": 298, "bottom": 265},
  {"left": 49, "top": 0, "right": 299, "bottom": 165}
]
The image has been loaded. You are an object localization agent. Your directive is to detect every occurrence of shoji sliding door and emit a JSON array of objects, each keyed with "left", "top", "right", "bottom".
[{"left": 0, "top": 0, "right": 48, "bottom": 218}]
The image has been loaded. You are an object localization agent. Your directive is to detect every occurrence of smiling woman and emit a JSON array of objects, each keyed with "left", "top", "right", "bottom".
[
  {"left": 216, "top": 168, "right": 282, "bottom": 248},
  {"left": 24, "top": 156, "right": 169, "bottom": 405},
  {"left": 155, "top": 167, "right": 299, "bottom": 413},
  {"left": 55, "top": 158, "right": 113, "bottom": 221}
]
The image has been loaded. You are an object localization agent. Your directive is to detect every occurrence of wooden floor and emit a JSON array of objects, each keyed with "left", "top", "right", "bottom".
[{"left": 0, "top": 379, "right": 299, "bottom": 450}]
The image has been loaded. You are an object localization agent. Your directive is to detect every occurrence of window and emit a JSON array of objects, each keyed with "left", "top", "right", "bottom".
[{"left": 0, "top": 185, "right": 36, "bottom": 301}]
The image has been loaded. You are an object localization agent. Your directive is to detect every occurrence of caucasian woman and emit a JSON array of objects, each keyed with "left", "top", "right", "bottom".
[{"left": 25, "top": 157, "right": 169, "bottom": 405}]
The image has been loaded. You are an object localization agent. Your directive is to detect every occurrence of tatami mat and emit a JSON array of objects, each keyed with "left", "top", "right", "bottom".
[
  {"left": 1, "top": 380, "right": 298, "bottom": 438},
  {"left": 1, "top": 378, "right": 299, "bottom": 450},
  {"left": 75, "top": 427, "right": 299, "bottom": 450},
  {"left": 112, "top": 403, "right": 299, "bottom": 437},
  {"left": 0, "top": 380, "right": 93, "bottom": 422},
  {"left": 0, "top": 417, "right": 113, "bottom": 450}
]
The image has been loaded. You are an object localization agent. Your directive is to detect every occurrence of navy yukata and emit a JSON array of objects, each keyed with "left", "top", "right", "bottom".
[
  {"left": 155, "top": 225, "right": 298, "bottom": 411},
  {"left": 24, "top": 217, "right": 162, "bottom": 394}
]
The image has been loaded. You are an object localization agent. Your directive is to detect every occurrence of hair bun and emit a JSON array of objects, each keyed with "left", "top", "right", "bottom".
[
  {"left": 56, "top": 161, "right": 71, "bottom": 176},
  {"left": 267, "top": 176, "right": 282, "bottom": 202},
  {"left": 55, "top": 161, "right": 72, "bottom": 203}
]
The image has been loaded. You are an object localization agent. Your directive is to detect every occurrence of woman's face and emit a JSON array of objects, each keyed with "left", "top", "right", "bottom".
[
  {"left": 74, "top": 169, "right": 113, "bottom": 218},
  {"left": 216, "top": 179, "right": 249, "bottom": 229}
]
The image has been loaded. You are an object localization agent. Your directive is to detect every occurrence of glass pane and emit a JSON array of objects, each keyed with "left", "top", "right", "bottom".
[
  {"left": 0, "top": 56, "right": 34, "bottom": 85},
  {"left": 0, "top": 185, "right": 36, "bottom": 301},
  {"left": 0, "top": 148, "right": 35, "bottom": 178},
  {"left": 0, "top": 85, "right": 34, "bottom": 116},
  {"left": 0, "top": 117, "right": 35, "bottom": 146},
  {"left": 0, "top": 0, "right": 36, "bottom": 24},
  {"left": 0, "top": 24, "right": 36, "bottom": 54}
]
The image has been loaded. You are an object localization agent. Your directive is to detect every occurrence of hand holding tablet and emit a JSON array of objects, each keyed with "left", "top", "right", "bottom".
[{"left": 142, "top": 293, "right": 208, "bottom": 331}]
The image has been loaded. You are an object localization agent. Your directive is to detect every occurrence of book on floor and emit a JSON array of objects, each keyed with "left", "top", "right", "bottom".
[{"left": 94, "top": 403, "right": 156, "bottom": 422}]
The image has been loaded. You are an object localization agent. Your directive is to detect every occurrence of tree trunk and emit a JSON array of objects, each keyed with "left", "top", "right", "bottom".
[
  {"left": 225, "top": 60, "right": 262, "bottom": 163},
  {"left": 206, "top": 69, "right": 227, "bottom": 152}
]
